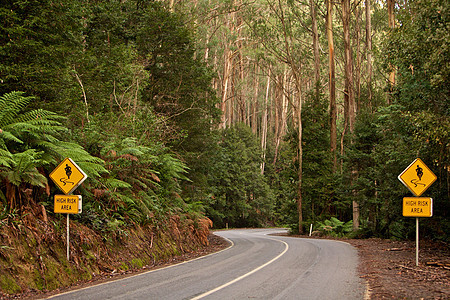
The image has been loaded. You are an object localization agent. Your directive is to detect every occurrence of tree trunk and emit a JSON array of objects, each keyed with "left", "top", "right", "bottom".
[
  {"left": 220, "top": 46, "right": 231, "bottom": 129},
  {"left": 342, "top": 0, "right": 359, "bottom": 230},
  {"left": 365, "top": 0, "right": 373, "bottom": 109},
  {"left": 220, "top": 9, "right": 235, "bottom": 129},
  {"left": 342, "top": 0, "right": 355, "bottom": 134},
  {"left": 273, "top": 74, "right": 281, "bottom": 163},
  {"left": 260, "top": 71, "right": 270, "bottom": 175},
  {"left": 387, "top": 0, "right": 396, "bottom": 105},
  {"left": 252, "top": 64, "right": 259, "bottom": 134},
  {"left": 310, "top": 0, "right": 320, "bottom": 98},
  {"left": 237, "top": 15, "right": 245, "bottom": 124},
  {"left": 327, "top": 0, "right": 337, "bottom": 173},
  {"left": 273, "top": 65, "right": 288, "bottom": 165},
  {"left": 290, "top": 62, "right": 304, "bottom": 235},
  {"left": 281, "top": 66, "right": 288, "bottom": 138},
  {"left": 355, "top": 5, "right": 362, "bottom": 112},
  {"left": 296, "top": 90, "right": 303, "bottom": 234}
]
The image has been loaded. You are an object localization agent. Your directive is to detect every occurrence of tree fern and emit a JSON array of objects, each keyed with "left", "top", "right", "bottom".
[
  {"left": 1, "top": 150, "right": 47, "bottom": 188},
  {"left": 0, "top": 92, "right": 33, "bottom": 128},
  {"left": 0, "top": 92, "right": 66, "bottom": 151},
  {"left": 0, "top": 91, "right": 106, "bottom": 214},
  {"left": 159, "top": 154, "right": 190, "bottom": 180},
  {"left": 35, "top": 140, "right": 107, "bottom": 177}
]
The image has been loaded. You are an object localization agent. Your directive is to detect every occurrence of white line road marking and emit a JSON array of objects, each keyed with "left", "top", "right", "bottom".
[
  {"left": 46, "top": 235, "right": 235, "bottom": 299},
  {"left": 191, "top": 237, "right": 289, "bottom": 300}
]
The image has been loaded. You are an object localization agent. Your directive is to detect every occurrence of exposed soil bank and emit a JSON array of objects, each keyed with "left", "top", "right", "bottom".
[{"left": 0, "top": 215, "right": 212, "bottom": 299}]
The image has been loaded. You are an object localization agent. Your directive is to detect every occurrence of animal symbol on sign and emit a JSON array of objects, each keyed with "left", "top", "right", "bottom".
[
  {"left": 411, "top": 164, "right": 426, "bottom": 188},
  {"left": 60, "top": 164, "right": 74, "bottom": 186}
]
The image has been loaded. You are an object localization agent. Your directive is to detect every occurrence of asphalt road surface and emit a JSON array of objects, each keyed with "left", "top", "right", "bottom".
[{"left": 48, "top": 228, "right": 365, "bottom": 300}]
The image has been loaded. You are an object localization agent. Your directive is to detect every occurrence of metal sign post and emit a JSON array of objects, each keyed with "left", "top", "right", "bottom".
[
  {"left": 416, "top": 218, "right": 419, "bottom": 266},
  {"left": 53, "top": 194, "right": 82, "bottom": 261},
  {"left": 67, "top": 214, "right": 70, "bottom": 261}
]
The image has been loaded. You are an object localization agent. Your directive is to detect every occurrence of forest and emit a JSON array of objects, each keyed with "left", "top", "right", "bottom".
[{"left": 0, "top": 0, "right": 448, "bottom": 250}]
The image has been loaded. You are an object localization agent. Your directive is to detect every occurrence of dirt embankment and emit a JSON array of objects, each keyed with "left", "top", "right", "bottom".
[{"left": 0, "top": 214, "right": 212, "bottom": 299}]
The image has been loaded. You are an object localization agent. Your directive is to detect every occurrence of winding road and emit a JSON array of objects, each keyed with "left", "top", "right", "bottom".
[{"left": 49, "top": 228, "right": 365, "bottom": 300}]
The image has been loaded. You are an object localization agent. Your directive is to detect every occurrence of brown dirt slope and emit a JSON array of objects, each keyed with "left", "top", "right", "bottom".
[{"left": 0, "top": 215, "right": 213, "bottom": 299}]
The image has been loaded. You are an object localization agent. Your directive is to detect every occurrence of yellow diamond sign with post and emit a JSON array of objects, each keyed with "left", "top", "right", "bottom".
[
  {"left": 50, "top": 158, "right": 87, "bottom": 195},
  {"left": 398, "top": 158, "right": 436, "bottom": 196}
]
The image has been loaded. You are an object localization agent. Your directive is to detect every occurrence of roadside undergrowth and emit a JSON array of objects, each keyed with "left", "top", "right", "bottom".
[{"left": 0, "top": 211, "right": 212, "bottom": 297}]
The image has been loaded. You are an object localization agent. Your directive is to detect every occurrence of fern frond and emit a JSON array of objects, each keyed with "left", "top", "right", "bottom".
[
  {"left": 126, "top": 177, "right": 150, "bottom": 190},
  {"left": 0, "top": 92, "right": 36, "bottom": 128},
  {"left": 0, "top": 149, "right": 13, "bottom": 168},
  {"left": 15, "top": 108, "right": 59, "bottom": 121},
  {"left": 160, "top": 153, "right": 190, "bottom": 180},
  {"left": 23, "top": 172, "right": 47, "bottom": 187},
  {"left": 35, "top": 140, "right": 107, "bottom": 177},
  {"left": 5, "top": 120, "right": 66, "bottom": 137},
  {"left": 76, "top": 161, "right": 108, "bottom": 178},
  {"left": 4, "top": 150, "right": 47, "bottom": 187},
  {"left": 102, "top": 178, "right": 131, "bottom": 190},
  {"left": 0, "top": 129, "right": 24, "bottom": 144}
]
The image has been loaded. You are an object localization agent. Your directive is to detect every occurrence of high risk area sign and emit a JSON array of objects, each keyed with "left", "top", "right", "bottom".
[
  {"left": 49, "top": 158, "right": 87, "bottom": 195},
  {"left": 54, "top": 195, "right": 82, "bottom": 214},
  {"left": 398, "top": 158, "right": 437, "bottom": 196},
  {"left": 403, "top": 197, "right": 433, "bottom": 217}
]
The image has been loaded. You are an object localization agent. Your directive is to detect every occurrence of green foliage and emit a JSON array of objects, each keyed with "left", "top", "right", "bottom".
[
  {"left": 0, "top": 92, "right": 64, "bottom": 150},
  {"left": 316, "top": 217, "right": 353, "bottom": 237},
  {"left": 0, "top": 92, "right": 104, "bottom": 176},
  {"left": 384, "top": 0, "right": 449, "bottom": 116},
  {"left": 0, "top": 0, "right": 218, "bottom": 229},
  {"left": 0, "top": 92, "right": 54, "bottom": 200},
  {"left": 205, "top": 124, "right": 274, "bottom": 228},
  {"left": 0, "top": 0, "right": 79, "bottom": 102},
  {"left": 133, "top": 1, "right": 220, "bottom": 179},
  {"left": 370, "top": 0, "right": 449, "bottom": 240},
  {"left": 1, "top": 0, "right": 447, "bottom": 244},
  {"left": 2, "top": 150, "right": 47, "bottom": 188},
  {"left": 0, "top": 91, "right": 106, "bottom": 214},
  {"left": 268, "top": 94, "right": 343, "bottom": 232}
]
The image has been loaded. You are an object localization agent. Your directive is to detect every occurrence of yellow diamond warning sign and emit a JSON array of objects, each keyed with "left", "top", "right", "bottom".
[
  {"left": 398, "top": 158, "right": 437, "bottom": 196},
  {"left": 50, "top": 158, "right": 87, "bottom": 195},
  {"left": 403, "top": 197, "right": 433, "bottom": 217},
  {"left": 54, "top": 195, "right": 82, "bottom": 214}
]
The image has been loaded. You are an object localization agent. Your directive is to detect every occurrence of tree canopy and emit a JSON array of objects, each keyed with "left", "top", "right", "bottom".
[{"left": 0, "top": 0, "right": 448, "bottom": 242}]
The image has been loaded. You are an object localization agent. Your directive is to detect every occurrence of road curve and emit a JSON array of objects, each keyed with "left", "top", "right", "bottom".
[{"left": 48, "top": 228, "right": 365, "bottom": 300}]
